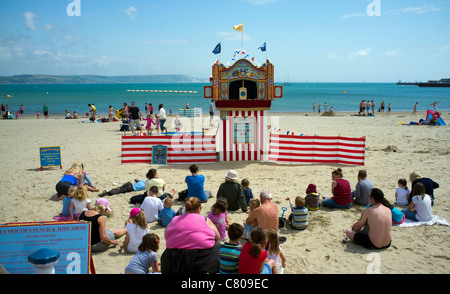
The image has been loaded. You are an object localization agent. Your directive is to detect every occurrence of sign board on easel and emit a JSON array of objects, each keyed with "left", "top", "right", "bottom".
[
  {"left": 0, "top": 221, "right": 92, "bottom": 274},
  {"left": 40, "top": 146, "right": 62, "bottom": 171}
]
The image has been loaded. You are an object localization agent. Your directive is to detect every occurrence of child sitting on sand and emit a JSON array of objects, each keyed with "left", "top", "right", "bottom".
[
  {"left": 238, "top": 227, "right": 278, "bottom": 274},
  {"left": 124, "top": 233, "right": 161, "bottom": 274},
  {"left": 207, "top": 199, "right": 230, "bottom": 242},
  {"left": 265, "top": 229, "right": 286, "bottom": 274},
  {"left": 395, "top": 178, "right": 410, "bottom": 206},
  {"left": 243, "top": 198, "right": 260, "bottom": 240},
  {"left": 53, "top": 186, "right": 75, "bottom": 220},
  {"left": 402, "top": 182, "right": 434, "bottom": 222},
  {"left": 305, "top": 183, "right": 321, "bottom": 211},
  {"left": 121, "top": 208, "right": 149, "bottom": 253},
  {"left": 158, "top": 197, "right": 177, "bottom": 227},
  {"left": 241, "top": 178, "right": 254, "bottom": 206},
  {"left": 285, "top": 196, "right": 308, "bottom": 230},
  {"left": 219, "top": 223, "right": 244, "bottom": 274},
  {"left": 69, "top": 186, "right": 91, "bottom": 220}
]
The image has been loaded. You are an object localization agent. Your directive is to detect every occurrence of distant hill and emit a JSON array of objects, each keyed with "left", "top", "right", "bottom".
[{"left": 0, "top": 74, "right": 206, "bottom": 84}]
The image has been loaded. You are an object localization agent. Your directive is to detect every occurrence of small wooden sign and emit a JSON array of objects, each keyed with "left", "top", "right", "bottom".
[
  {"left": 152, "top": 145, "right": 168, "bottom": 165},
  {"left": 40, "top": 146, "right": 62, "bottom": 171}
]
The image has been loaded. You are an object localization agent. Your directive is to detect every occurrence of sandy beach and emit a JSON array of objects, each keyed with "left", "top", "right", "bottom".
[{"left": 0, "top": 110, "right": 449, "bottom": 274}]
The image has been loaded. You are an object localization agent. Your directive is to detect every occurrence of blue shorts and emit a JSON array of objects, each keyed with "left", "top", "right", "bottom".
[{"left": 260, "top": 263, "right": 272, "bottom": 274}]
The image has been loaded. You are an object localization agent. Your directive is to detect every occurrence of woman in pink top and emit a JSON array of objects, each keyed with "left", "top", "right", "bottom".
[
  {"left": 323, "top": 168, "right": 352, "bottom": 209},
  {"left": 161, "top": 197, "right": 220, "bottom": 274}
]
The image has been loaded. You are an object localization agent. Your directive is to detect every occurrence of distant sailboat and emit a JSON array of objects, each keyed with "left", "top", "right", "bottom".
[{"left": 283, "top": 74, "right": 291, "bottom": 85}]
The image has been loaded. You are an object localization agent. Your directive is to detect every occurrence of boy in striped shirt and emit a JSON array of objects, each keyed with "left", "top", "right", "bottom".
[
  {"left": 285, "top": 196, "right": 308, "bottom": 230},
  {"left": 219, "top": 223, "right": 244, "bottom": 274}
]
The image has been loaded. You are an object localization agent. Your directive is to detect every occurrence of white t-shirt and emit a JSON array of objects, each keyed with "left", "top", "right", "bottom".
[
  {"left": 396, "top": 187, "right": 410, "bottom": 206},
  {"left": 71, "top": 198, "right": 91, "bottom": 214},
  {"left": 412, "top": 194, "right": 434, "bottom": 221},
  {"left": 159, "top": 108, "right": 166, "bottom": 119},
  {"left": 141, "top": 196, "right": 164, "bottom": 223},
  {"left": 125, "top": 223, "right": 149, "bottom": 253}
]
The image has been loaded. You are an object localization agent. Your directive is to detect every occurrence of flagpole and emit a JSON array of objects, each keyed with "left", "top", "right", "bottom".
[{"left": 241, "top": 23, "right": 243, "bottom": 53}]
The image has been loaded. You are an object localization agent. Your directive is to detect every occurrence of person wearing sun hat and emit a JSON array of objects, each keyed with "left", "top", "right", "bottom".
[
  {"left": 216, "top": 170, "right": 247, "bottom": 212},
  {"left": 79, "top": 198, "right": 127, "bottom": 253}
]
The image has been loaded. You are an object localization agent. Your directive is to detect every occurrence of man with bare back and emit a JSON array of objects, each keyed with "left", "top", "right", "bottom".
[
  {"left": 245, "top": 189, "right": 279, "bottom": 231},
  {"left": 346, "top": 188, "right": 392, "bottom": 249}
]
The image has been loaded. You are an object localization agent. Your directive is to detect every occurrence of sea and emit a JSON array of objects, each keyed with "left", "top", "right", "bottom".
[{"left": 1, "top": 82, "right": 449, "bottom": 116}]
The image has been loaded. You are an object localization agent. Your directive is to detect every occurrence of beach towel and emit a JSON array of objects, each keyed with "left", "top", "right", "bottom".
[{"left": 396, "top": 215, "right": 450, "bottom": 228}]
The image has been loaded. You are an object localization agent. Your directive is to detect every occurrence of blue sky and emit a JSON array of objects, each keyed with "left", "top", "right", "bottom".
[{"left": 0, "top": 0, "right": 449, "bottom": 82}]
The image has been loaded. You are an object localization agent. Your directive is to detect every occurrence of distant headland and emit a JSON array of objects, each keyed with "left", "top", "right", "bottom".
[{"left": 0, "top": 74, "right": 205, "bottom": 84}]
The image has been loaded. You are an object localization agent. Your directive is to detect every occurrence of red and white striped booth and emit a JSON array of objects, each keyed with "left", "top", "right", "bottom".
[
  {"left": 205, "top": 58, "right": 283, "bottom": 162},
  {"left": 121, "top": 135, "right": 216, "bottom": 164}
]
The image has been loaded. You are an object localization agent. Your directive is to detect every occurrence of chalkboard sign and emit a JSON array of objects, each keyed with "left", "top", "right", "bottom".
[
  {"left": 40, "top": 146, "right": 62, "bottom": 171},
  {"left": 152, "top": 145, "right": 168, "bottom": 165}
]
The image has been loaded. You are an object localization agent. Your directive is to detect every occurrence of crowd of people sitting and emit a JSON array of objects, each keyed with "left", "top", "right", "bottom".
[{"left": 51, "top": 162, "right": 440, "bottom": 274}]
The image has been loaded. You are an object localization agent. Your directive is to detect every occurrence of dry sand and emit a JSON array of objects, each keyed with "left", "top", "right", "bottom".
[{"left": 0, "top": 111, "right": 449, "bottom": 274}]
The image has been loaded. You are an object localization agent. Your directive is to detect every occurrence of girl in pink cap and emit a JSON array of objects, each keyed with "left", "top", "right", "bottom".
[{"left": 121, "top": 208, "right": 149, "bottom": 253}]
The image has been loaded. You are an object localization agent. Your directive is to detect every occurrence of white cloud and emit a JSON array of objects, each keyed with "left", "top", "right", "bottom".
[
  {"left": 389, "top": 5, "right": 440, "bottom": 15},
  {"left": 33, "top": 50, "right": 52, "bottom": 56},
  {"left": 124, "top": 6, "right": 138, "bottom": 20},
  {"left": 347, "top": 48, "right": 371, "bottom": 59},
  {"left": 341, "top": 12, "right": 366, "bottom": 19},
  {"left": 23, "top": 11, "right": 37, "bottom": 30}
]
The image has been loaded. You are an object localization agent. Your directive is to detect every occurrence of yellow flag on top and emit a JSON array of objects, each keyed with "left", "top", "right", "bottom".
[{"left": 233, "top": 23, "right": 243, "bottom": 32}]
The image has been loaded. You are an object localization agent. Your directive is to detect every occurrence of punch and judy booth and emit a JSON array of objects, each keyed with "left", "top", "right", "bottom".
[{"left": 204, "top": 59, "right": 283, "bottom": 161}]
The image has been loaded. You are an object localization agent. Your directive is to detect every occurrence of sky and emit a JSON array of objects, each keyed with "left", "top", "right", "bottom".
[{"left": 0, "top": 0, "right": 449, "bottom": 82}]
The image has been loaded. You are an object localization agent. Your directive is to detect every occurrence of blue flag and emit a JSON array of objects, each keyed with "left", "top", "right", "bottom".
[
  {"left": 258, "top": 42, "right": 266, "bottom": 52},
  {"left": 212, "top": 43, "right": 221, "bottom": 54}
]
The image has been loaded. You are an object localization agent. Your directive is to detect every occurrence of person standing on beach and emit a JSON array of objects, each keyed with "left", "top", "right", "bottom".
[
  {"left": 313, "top": 103, "right": 316, "bottom": 112},
  {"left": 345, "top": 188, "right": 392, "bottom": 250},
  {"left": 318, "top": 102, "right": 321, "bottom": 114},
  {"left": 381, "top": 101, "right": 385, "bottom": 112},
  {"left": 158, "top": 104, "right": 167, "bottom": 133},
  {"left": 429, "top": 101, "right": 440, "bottom": 111},
  {"left": 43, "top": 104, "right": 49, "bottom": 119},
  {"left": 128, "top": 101, "right": 144, "bottom": 134},
  {"left": 371, "top": 100, "right": 375, "bottom": 115},
  {"left": 88, "top": 104, "right": 97, "bottom": 121},
  {"left": 412, "top": 102, "right": 418, "bottom": 114},
  {"left": 209, "top": 99, "right": 215, "bottom": 127}
]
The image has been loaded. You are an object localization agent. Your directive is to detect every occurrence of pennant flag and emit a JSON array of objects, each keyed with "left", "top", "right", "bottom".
[
  {"left": 233, "top": 23, "right": 243, "bottom": 32},
  {"left": 212, "top": 43, "right": 221, "bottom": 55},
  {"left": 258, "top": 42, "right": 266, "bottom": 52}
]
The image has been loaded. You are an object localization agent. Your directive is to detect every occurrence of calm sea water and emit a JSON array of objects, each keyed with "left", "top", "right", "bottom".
[{"left": 1, "top": 83, "right": 449, "bottom": 116}]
